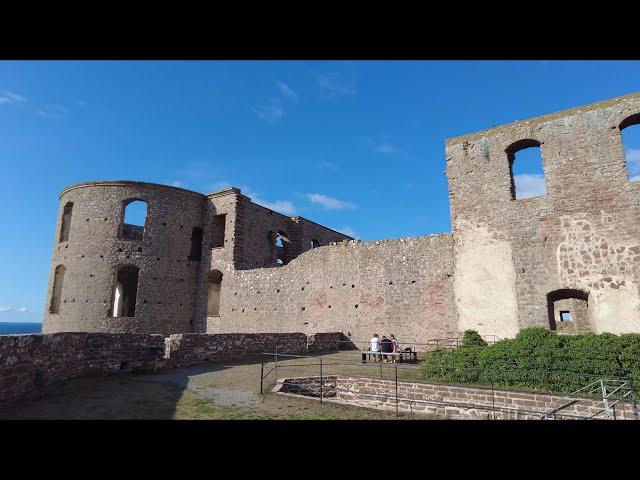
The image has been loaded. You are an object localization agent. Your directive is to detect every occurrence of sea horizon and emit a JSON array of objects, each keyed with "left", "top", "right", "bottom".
[{"left": 0, "top": 322, "right": 43, "bottom": 335}]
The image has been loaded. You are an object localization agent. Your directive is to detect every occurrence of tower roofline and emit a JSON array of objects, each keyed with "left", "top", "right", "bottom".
[{"left": 60, "top": 180, "right": 205, "bottom": 199}]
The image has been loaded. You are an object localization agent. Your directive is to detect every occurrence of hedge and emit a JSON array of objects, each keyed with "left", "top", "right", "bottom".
[{"left": 421, "top": 328, "right": 640, "bottom": 395}]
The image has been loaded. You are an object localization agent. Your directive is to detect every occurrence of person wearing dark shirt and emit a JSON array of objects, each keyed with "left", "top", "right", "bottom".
[{"left": 380, "top": 335, "right": 393, "bottom": 362}]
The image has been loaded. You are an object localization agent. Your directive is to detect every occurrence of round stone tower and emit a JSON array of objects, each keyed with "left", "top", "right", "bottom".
[{"left": 43, "top": 181, "right": 205, "bottom": 334}]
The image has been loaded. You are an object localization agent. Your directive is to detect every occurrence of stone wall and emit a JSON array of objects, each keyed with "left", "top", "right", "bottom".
[
  {"left": 447, "top": 92, "right": 640, "bottom": 338},
  {"left": 43, "top": 181, "right": 205, "bottom": 335},
  {"left": 42, "top": 93, "right": 640, "bottom": 340},
  {"left": 0, "top": 333, "right": 167, "bottom": 408},
  {"left": 276, "top": 375, "right": 638, "bottom": 420},
  {"left": 306, "top": 332, "right": 343, "bottom": 353},
  {"left": 0, "top": 331, "right": 341, "bottom": 408},
  {"left": 164, "top": 332, "right": 309, "bottom": 367},
  {"left": 207, "top": 234, "right": 456, "bottom": 343}
]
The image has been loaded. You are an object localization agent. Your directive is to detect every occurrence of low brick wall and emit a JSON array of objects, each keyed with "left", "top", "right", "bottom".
[
  {"left": 275, "top": 375, "right": 638, "bottom": 420},
  {"left": 306, "top": 332, "right": 343, "bottom": 353},
  {"left": 0, "top": 333, "right": 167, "bottom": 408},
  {"left": 164, "top": 333, "right": 309, "bottom": 367},
  {"left": 0, "top": 331, "right": 341, "bottom": 408},
  {"left": 277, "top": 375, "right": 337, "bottom": 397}
]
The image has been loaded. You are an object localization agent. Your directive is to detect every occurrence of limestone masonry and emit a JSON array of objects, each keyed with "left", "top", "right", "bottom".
[{"left": 43, "top": 93, "right": 640, "bottom": 340}]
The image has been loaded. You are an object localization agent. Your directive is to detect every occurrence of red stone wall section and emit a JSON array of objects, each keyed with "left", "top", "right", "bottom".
[
  {"left": 0, "top": 331, "right": 342, "bottom": 408},
  {"left": 275, "top": 375, "right": 638, "bottom": 420},
  {"left": 0, "top": 333, "right": 167, "bottom": 408},
  {"left": 306, "top": 332, "right": 343, "bottom": 353},
  {"left": 164, "top": 332, "right": 309, "bottom": 367},
  {"left": 333, "top": 377, "right": 637, "bottom": 420}
]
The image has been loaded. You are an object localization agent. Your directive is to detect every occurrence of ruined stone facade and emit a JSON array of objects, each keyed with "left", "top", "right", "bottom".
[
  {"left": 447, "top": 92, "right": 640, "bottom": 337},
  {"left": 43, "top": 93, "right": 640, "bottom": 340}
]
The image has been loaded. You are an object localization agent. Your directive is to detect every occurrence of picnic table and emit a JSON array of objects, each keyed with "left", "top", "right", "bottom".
[{"left": 361, "top": 349, "right": 418, "bottom": 363}]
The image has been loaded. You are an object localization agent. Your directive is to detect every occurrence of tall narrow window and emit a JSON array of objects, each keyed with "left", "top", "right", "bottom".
[
  {"left": 120, "top": 199, "right": 147, "bottom": 240},
  {"left": 49, "top": 265, "right": 65, "bottom": 313},
  {"left": 211, "top": 214, "right": 226, "bottom": 248},
  {"left": 59, "top": 202, "right": 73, "bottom": 243},
  {"left": 112, "top": 265, "right": 140, "bottom": 317},
  {"left": 274, "top": 231, "right": 290, "bottom": 266},
  {"left": 207, "top": 270, "right": 222, "bottom": 316},
  {"left": 189, "top": 227, "right": 203, "bottom": 261},
  {"left": 506, "top": 139, "right": 547, "bottom": 200},
  {"left": 620, "top": 113, "right": 640, "bottom": 181}
]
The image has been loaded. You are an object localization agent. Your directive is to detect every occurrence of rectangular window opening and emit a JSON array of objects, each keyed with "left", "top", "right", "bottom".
[
  {"left": 560, "top": 311, "right": 572, "bottom": 322},
  {"left": 211, "top": 214, "right": 226, "bottom": 248}
]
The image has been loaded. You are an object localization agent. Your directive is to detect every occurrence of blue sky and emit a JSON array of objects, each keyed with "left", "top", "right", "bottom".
[{"left": 1, "top": 60, "right": 640, "bottom": 323}]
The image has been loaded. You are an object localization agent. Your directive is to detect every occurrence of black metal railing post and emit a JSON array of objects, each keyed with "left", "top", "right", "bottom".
[
  {"left": 395, "top": 362, "right": 399, "bottom": 415},
  {"left": 260, "top": 360, "right": 264, "bottom": 395},
  {"left": 320, "top": 358, "right": 323, "bottom": 404},
  {"left": 491, "top": 371, "right": 496, "bottom": 420}
]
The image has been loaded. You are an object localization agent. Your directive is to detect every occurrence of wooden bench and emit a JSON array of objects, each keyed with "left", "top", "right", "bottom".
[{"left": 361, "top": 350, "right": 417, "bottom": 363}]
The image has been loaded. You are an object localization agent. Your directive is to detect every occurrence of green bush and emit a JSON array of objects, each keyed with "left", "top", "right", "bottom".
[
  {"left": 421, "top": 328, "right": 640, "bottom": 395},
  {"left": 421, "top": 330, "right": 489, "bottom": 385},
  {"left": 461, "top": 330, "right": 488, "bottom": 348}
]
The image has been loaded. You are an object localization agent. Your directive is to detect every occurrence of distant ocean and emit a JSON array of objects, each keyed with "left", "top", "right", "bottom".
[{"left": 0, "top": 322, "right": 42, "bottom": 335}]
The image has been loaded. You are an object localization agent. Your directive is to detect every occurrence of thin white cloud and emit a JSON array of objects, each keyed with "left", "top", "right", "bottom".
[
  {"left": 0, "top": 305, "right": 30, "bottom": 313},
  {"left": 37, "top": 105, "right": 69, "bottom": 119},
  {"left": 276, "top": 81, "right": 298, "bottom": 102},
  {"left": 315, "top": 72, "right": 357, "bottom": 98},
  {"left": 0, "top": 91, "right": 26, "bottom": 105},
  {"left": 626, "top": 148, "right": 640, "bottom": 180},
  {"left": 210, "top": 180, "right": 233, "bottom": 191},
  {"left": 371, "top": 143, "right": 399, "bottom": 154},
  {"left": 253, "top": 98, "right": 284, "bottom": 123},
  {"left": 514, "top": 173, "right": 547, "bottom": 199},
  {"left": 242, "top": 185, "right": 297, "bottom": 215},
  {"left": 337, "top": 226, "right": 357, "bottom": 238},
  {"left": 307, "top": 193, "right": 357, "bottom": 210},
  {"left": 256, "top": 199, "right": 296, "bottom": 215},
  {"left": 75, "top": 99, "right": 87, "bottom": 108}
]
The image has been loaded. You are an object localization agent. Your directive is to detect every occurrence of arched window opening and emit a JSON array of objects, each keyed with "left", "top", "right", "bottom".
[
  {"left": 189, "top": 227, "right": 203, "bottom": 261},
  {"left": 120, "top": 199, "right": 147, "bottom": 241},
  {"left": 273, "top": 231, "right": 290, "bottom": 266},
  {"left": 49, "top": 265, "right": 65, "bottom": 313},
  {"left": 207, "top": 270, "right": 223, "bottom": 316},
  {"left": 506, "top": 139, "right": 547, "bottom": 200},
  {"left": 112, "top": 265, "right": 140, "bottom": 317},
  {"left": 547, "top": 289, "right": 590, "bottom": 333},
  {"left": 620, "top": 113, "right": 640, "bottom": 181},
  {"left": 310, "top": 239, "right": 320, "bottom": 249},
  {"left": 59, "top": 202, "right": 73, "bottom": 243}
]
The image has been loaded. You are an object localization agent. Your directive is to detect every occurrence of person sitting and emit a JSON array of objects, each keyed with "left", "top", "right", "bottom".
[
  {"left": 390, "top": 334, "right": 399, "bottom": 363},
  {"left": 380, "top": 335, "right": 393, "bottom": 362},
  {"left": 369, "top": 333, "right": 381, "bottom": 362}
]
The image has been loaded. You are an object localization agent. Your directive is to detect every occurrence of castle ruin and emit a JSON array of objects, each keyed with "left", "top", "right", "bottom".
[{"left": 43, "top": 92, "right": 640, "bottom": 340}]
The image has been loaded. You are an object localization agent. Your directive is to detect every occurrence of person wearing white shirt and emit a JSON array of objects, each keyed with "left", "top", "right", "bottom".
[{"left": 369, "top": 333, "right": 380, "bottom": 362}]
